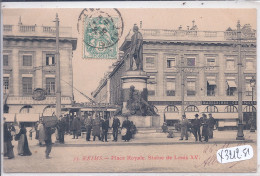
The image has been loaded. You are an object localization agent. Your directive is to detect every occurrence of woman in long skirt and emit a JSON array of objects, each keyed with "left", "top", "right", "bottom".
[
  {"left": 38, "top": 122, "right": 46, "bottom": 146},
  {"left": 17, "top": 123, "right": 32, "bottom": 156},
  {"left": 122, "top": 118, "right": 132, "bottom": 142},
  {"left": 92, "top": 116, "right": 101, "bottom": 141}
]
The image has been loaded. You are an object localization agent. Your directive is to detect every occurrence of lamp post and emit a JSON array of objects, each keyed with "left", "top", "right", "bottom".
[
  {"left": 250, "top": 76, "right": 256, "bottom": 132},
  {"left": 236, "top": 20, "right": 245, "bottom": 140},
  {"left": 55, "top": 13, "right": 61, "bottom": 119},
  {"left": 181, "top": 55, "right": 185, "bottom": 116}
]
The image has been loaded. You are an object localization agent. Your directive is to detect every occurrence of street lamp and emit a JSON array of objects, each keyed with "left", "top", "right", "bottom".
[
  {"left": 236, "top": 20, "right": 245, "bottom": 140},
  {"left": 250, "top": 76, "right": 256, "bottom": 132}
]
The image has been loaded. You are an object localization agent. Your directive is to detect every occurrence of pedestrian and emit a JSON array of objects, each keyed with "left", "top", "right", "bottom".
[
  {"left": 4, "top": 118, "right": 14, "bottom": 159},
  {"left": 38, "top": 120, "right": 45, "bottom": 146},
  {"left": 192, "top": 114, "right": 202, "bottom": 142},
  {"left": 84, "top": 115, "right": 93, "bottom": 141},
  {"left": 179, "top": 115, "right": 189, "bottom": 140},
  {"left": 101, "top": 118, "right": 109, "bottom": 142},
  {"left": 16, "top": 123, "right": 32, "bottom": 156},
  {"left": 130, "top": 121, "right": 137, "bottom": 139},
  {"left": 201, "top": 114, "right": 209, "bottom": 142},
  {"left": 9, "top": 123, "right": 16, "bottom": 136},
  {"left": 167, "top": 130, "right": 174, "bottom": 138},
  {"left": 162, "top": 122, "right": 168, "bottom": 133},
  {"left": 122, "top": 117, "right": 131, "bottom": 142},
  {"left": 44, "top": 126, "right": 55, "bottom": 159},
  {"left": 29, "top": 127, "right": 34, "bottom": 140},
  {"left": 92, "top": 114, "right": 101, "bottom": 141},
  {"left": 208, "top": 113, "right": 216, "bottom": 139},
  {"left": 71, "top": 115, "right": 81, "bottom": 139},
  {"left": 35, "top": 121, "right": 39, "bottom": 140},
  {"left": 57, "top": 116, "right": 66, "bottom": 144},
  {"left": 112, "top": 116, "right": 120, "bottom": 142}
]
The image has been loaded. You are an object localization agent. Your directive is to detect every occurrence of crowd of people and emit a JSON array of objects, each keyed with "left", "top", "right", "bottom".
[
  {"left": 81, "top": 114, "right": 137, "bottom": 143},
  {"left": 4, "top": 118, "right": 33, "bottom": 159},
  {"left": 163, "top": 113, "right": 216, "bottom": 142},
  {"left": 4, "top": 113, "right": 138, "bottom": 160},
  {"left": 4, "top": 116, "right": 57, "bottom": 160}
]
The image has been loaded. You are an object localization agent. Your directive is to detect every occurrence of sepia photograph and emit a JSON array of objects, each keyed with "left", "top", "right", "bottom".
[{"left": 1, "top": 6, "right": 257, "bottom": 173}]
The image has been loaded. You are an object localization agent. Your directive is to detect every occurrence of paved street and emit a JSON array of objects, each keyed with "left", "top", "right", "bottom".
[{"left": 3, "top": 130, "right": 257, "bottom": 173}]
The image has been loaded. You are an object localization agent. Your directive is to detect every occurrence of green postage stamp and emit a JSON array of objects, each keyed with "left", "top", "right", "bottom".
[{"left": 83, "top": 16, "right": 119, "bottom": 59}]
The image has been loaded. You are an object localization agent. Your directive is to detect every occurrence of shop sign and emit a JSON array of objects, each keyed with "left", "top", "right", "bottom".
[{"left": 202, "top": 101, "right": 257, "bottom": 105}]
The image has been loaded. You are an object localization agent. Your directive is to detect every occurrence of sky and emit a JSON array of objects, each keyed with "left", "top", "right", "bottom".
[{"left": 2, "top": 8, "right": 256, "bottom": 102}]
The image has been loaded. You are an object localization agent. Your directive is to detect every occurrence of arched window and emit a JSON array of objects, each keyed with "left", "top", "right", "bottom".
[
  {"left": 185, "top": 105, "right": 199, "bottom": 112},
  {"left": 204, "top": 105, "right": 218, "bottom": 113},
  {"left": 243, "top": 105, "right": 256, "bottom": 112},
  {"left": 165, "top": 105, "right": 179, "bottom": 112},
  {"left": 20, "top": 105, "right": 33, "bottom": 113},
  {"left": 43, "top": 105, "right": 56, "bottom": 115},
  {"left": 224, "top": 105, "right": 238, "bottom": 112}
]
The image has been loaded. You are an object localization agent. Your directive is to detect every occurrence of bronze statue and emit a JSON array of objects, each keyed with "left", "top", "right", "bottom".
[{"left": 129, "top": 25, "right": 143, "bottom": 71}]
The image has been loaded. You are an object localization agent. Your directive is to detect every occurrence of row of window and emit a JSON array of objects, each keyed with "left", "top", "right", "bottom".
[
  {"left": 146, "top": 77, "right": 254, "bottom": 97},
  {"left": 3, "top": 54, "right": 55, "bottom": 67},
  {"left": 3, "top": 77, "right": 55, "bottom": 95},
  {"left": 165, "top": 105, "right": 256, "bottom": 113},
  {"left": 145, "top": 56, "right": 255, "bottom": 70}
]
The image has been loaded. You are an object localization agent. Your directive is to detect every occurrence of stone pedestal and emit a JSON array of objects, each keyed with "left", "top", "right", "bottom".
[
  {"left": 121, "top": 70, "right": 149, "bottom": 114},
  {"left": 118, "top": 115, "right": 156, "bottom": 128}
]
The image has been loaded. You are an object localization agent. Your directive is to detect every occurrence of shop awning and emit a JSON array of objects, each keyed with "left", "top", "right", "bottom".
[
  {"left": 16, "top": 114, "right": 40, "bottom": 122},
  {"left": 218, "top": 121, "right": 237, "bottom": 127},
  {"left": 207, "top": 113, "right": 238, "bottom": 119},
  {"left": 107, "top": 109, "right": 117, "bottom": 111},
  {"left": 227, "top": 80, "right": 237, "bottom": 88},
  {"left": 81, "top": 108, "right": 93, "bottom": 111},
  {"left": 208, "top": 80, "right": 216, "bottom": 86},
  {"left": 3, "top": 113, "right": 15, "bottom": 122},
  {"left": 165, "top": 112, "right": 180, "bottom": 120},
  {"left": 185, "top": 112, "right": 199, "bottom": 120}
]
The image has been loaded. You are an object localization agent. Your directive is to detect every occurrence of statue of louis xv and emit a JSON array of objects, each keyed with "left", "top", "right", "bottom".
[{"left": 129, "top": 24, "right": 143, "bottom": 71}]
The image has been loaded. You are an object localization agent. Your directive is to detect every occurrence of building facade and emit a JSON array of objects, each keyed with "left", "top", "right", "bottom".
[
  {"left": 92, "top": 22, "right": 256, "bottom": 129},
  {"left": 3, "top": 19, "right": 77, "bottom": 123}
]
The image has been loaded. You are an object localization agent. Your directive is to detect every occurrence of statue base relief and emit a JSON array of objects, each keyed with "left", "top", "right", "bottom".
[{"left": 121, "top": 70, "right": 149, "bottom": 114}]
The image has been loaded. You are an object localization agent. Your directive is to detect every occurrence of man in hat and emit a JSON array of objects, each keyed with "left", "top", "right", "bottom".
[
  {"left": 208, "top": 113, "right": 216, "bottom": 139},
  {"left": 192, "top": 114, "right": 202, "bottom": 142},
  {"left": 201, "top": 113, "right": 209, "bottom": 142},
  {"left": 161, "top": 122, "right": 168, "bottom": 133},
  {"left": 179, "top": 115, "right": 189, "bottom": 140},
  {"left": 112, "top": 116, "right": 120, "bottom": 142},
  {"left": 84, "top": 114, "right": 93, "bottom": 141}
]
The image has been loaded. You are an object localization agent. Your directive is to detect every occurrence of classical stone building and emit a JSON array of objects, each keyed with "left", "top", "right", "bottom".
[
  {"left": 3, "top": 18, "right": 77, "bottom": 124},
  {"left": 92, "top": 22, "right": 256, "bottom": 129}
]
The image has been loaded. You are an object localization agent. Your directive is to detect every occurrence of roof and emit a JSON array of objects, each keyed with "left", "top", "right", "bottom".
[
  {"left": 120, "top": 28, "right": 256, "bottom": 51},
  {"left": 3, "top": 35, "right": 78, "bottom": 50},
  {"left": 3, "top": 24, "right": 77, "bottom": 50}
]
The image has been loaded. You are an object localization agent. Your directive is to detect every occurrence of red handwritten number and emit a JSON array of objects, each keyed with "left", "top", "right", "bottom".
[{"left": 73, "top": 157, "right": 79, "bottom": 162}]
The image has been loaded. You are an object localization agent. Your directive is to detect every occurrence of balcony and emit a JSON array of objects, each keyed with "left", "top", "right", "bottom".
[{"left": 3, "top": 24, "right": 72, "bottom": 38}]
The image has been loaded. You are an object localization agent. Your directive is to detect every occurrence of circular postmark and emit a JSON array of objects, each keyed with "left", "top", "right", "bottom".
[{"left": 78, "top": 8, "right": 124, "bottom": 59}]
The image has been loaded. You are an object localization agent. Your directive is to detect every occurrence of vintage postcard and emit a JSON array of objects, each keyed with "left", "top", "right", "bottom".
[{"left": 1, "top": 5, "right": 258, "bottom": 174}]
